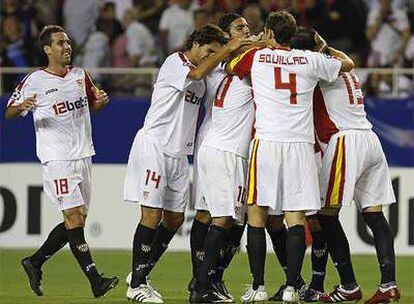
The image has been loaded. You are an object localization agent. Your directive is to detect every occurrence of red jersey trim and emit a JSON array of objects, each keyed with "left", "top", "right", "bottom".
[
  {"left": 313, "top": 86, "right": 339, "bottom": 143},
  {"left": 83, "top": 69, "right": 97, "bottom": 103},
  {"left": 42, "top": 66, "right": 72, "bottom": 78},
  {"left": 178, "top": 52, "right": 188, "bottom": 63}
]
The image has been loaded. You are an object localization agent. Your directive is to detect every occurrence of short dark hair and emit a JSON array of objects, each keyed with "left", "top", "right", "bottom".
[
  {"left": 185, "top": 24, "right": 228, "bottom": 50},
  {"left": 39, "top": 25, "right": 67, "bottom": 49},
  {"left": 217, "top": 13, "right": 242, "bottom": 33},
  {"left": 290, "top": 27, "right": 316, "bottom": 51},
  {"left": 265, "top": 10, "right": 297, "bottom": 45}
]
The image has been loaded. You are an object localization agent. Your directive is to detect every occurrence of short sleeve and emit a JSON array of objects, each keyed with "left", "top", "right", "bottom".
[
  {"left": 6, "top": 75, "right": 35, "bottom": 117},
  {"left": 227, "top": 48, "right": 258, "bottom": 79},
  {"left": 163, "top": 53, "right": 192, "bottom": 91},
  {"left": 309, "top": 52, "right": 341, "bottom": 83}
]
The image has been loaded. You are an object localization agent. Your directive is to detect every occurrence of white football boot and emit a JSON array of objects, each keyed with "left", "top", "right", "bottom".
[{"left": 241, "top": 284, "right": 268, "bottom": 303}]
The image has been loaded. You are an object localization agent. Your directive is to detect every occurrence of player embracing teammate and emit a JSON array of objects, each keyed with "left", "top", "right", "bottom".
[
  {"left": 227, "top": 10, "right": 355, "bottom": 304},
  {"left": 123, "top": 24, "right": 249, "bottom": 303}
]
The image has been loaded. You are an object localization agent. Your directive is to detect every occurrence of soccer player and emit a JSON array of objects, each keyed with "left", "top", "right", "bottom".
[
  {"left": 123, "top": 24, "right": 248, "bottom": 302},
  {"left": 189, "top": 13, "right": 255, "bottom": 303},
  {"left": 291, "top": 27, "right": 400, "bottom": 304},
  {"left": 227, "top": 11, "right": 354, "bottom": 303},
  {"left": 6, "top": 25, "right": 119, "bottom": 298}
]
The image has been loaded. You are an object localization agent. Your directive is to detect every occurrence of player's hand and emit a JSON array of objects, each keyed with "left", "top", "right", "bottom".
[
  {"left": 262, "top": 28, "right": 278, "bottom": 47},
  {"left": 225, "top": 38, "right": 252, "bottom": 53},
  {"left": 19, "top": 94, "right": 37, "bottom": 112},
  {"left": 314, "top": 31, "right": 327, "bottom": 53},
  {"left": 92, "top": 87, "right": 109, "bottom": 107}
]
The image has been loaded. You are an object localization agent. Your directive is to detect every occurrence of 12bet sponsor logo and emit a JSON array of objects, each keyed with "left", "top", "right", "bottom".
[{"left": 52, "top": 96, "right": 88, "bottom": 115}]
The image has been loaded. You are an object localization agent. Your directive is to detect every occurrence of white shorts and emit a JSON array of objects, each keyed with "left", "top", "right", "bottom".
[
  {"left": 124, "top": 130, "right": 189, "bottom": 212},
  {"left": 320, "top": 130, "right": 396, "bottom": 210},
  {"left": 246, "top": 140, "right": 320, "bottom": 215},
  {"left": 197, "top": 145, "right": 247, "bottom": 224},
  {"left": 42, "top": 157, "right": 92, "bottom": 211},
  {"left": 192, "top": 144, "right": 209, "bottom": 211}
]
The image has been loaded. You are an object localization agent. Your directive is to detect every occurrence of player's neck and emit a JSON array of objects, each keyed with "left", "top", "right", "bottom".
[{"left": 45, "top": 63, "right": 68, "bottom": 77}]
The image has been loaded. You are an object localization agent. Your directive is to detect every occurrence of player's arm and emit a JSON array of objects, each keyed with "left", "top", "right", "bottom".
[
  {"left": 226, "top": 47, "right": 257, "bottom": 77},
  {"left": 187, "top": 38, "right": 250, "bottom": 81},
  {"left": 326, "top": 47, "right": 354, "bottom": 72},
  {"left": 5, "top": 96, "right": 36, "bottom": 120}
]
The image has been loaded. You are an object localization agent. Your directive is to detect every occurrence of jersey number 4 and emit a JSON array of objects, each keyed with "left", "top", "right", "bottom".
[{"left": 274, "top": 67, "right": 297, "bottom": 104}]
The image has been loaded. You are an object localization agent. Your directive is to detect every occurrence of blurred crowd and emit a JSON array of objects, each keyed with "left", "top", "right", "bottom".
[{"left": 1, "top": 0, "right": 413, "bottom": 96}]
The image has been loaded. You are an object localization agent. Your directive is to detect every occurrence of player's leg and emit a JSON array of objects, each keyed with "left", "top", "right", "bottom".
[
  {"left": 317, "top": 133, "right": 362, "bottom": 302},
  {"left": 281, "top": 142, "right": 321, "bottom": 304},
  {"left": 362, "top": 206, "right": 400, "bottom": 303},
  {"left": 241, "top": 203, "right": 269, "bottom": 303},
  {"left": 283, "top": 211, "right": 307, "bottom": 302},
  {"left": 190, "top": 210, "right": 211, "bottom": 282},
  {"left": 21, "top": 221, "right": 68, "bottom": 296},
  {"left": 301, "top": 214, "right": 328, "bottom": 302},
  {"left": 192, "top": 216, "right": 233, "bottom": 303},
  {"left": 124, "top": 131, "right": 165, "bottom": 302},
  {"left": 353, "top": 132, "right": 399, "bottom": 303},
  {"left": 266, "top": 214, "right": 306, "bottom": 301},
  {"left": 130, "top": 206, "right": 162, "bottom": 287},
  {"left": 64, "top": 204, "right": 118, "bottom": 297},
  {"left": 211, "top": 154, "right": 248, "bottom": 300},
  {"left": 318, "top": 208, "right": 362, "bottom": 303},
  {"left": 213, "top": 221, "right": 245, "bottom": 288}
]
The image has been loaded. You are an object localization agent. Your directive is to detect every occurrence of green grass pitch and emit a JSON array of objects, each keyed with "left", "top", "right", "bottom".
[{"left": 0, "top": 249, "right": 413, "bottom": 303}]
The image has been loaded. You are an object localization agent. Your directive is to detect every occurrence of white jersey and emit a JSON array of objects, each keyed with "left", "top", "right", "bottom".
[
  {"left": 195, "top": 64, "right": 227, "bottom": 148},
  {"left": 202, "top": 74, "right": 254, "bottom": 158},
  {"left": 7, "top": 67, "right": 96, "bottom": 164},
  {"left": 142, "top": 52, "right": 205, "bottom": 156},
  {"left": 230, "top": 46, "right": 341, "bottom": 143},
  {"left": 314, "top": 71, "right": 372, "bottom": 144}
]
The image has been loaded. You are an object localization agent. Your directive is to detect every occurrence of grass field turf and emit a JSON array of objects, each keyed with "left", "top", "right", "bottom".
[{"left": 0, "top": 249, "right": 413, "bottom": 303}]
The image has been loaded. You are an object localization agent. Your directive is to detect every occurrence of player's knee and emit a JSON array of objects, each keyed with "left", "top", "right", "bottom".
[
  {"left": 63, "top": 206, "right": 86, "bottom": 229},
  {"left": 284, "top": 211, "right": 306, "bottom": 228},
  {"left": 362, "top": 205, "right": 382, "bottom": 213},
  {"left": 266, "top": 215, "right": 284, "bottom": 229},
  {"left": 319, "top": 206, "right": 340, "bottom": 216},
  {"left": 195, "top": 210, "right": 211, "bottom": 225},
  {"left": 163, "top": 211, "right": 184, "bottom": 231},
  {"left": 140, "top": 206, "right": 162, "bottom": 228},
  {"left": 211, "top": 216, "right": 232, "bottom": 229},
  {"left": 247, "top": 204, "right": 268, "bottom": 227}
]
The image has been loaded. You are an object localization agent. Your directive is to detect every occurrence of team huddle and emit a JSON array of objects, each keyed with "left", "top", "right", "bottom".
[{"left": 6, "top": 9, "right": 400, "bottom": 304}]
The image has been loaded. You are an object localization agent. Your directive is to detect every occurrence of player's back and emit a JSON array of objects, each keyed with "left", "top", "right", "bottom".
[
  {"left": 203, "top": 74, "right": 254, "bottom": 158},
  {"left": 142, "top": 52, "right": 205, "bottom": 157},
  {"left": 232, "top": 47, "right": 341, "bottom": 143},
  {"left": 313, "top": 71, "right": 372, "bottom": 144}
]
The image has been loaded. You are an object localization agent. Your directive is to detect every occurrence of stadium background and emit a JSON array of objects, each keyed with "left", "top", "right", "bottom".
[{"left": 0, "top": 0, "right": 413, "bottom": 303}]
